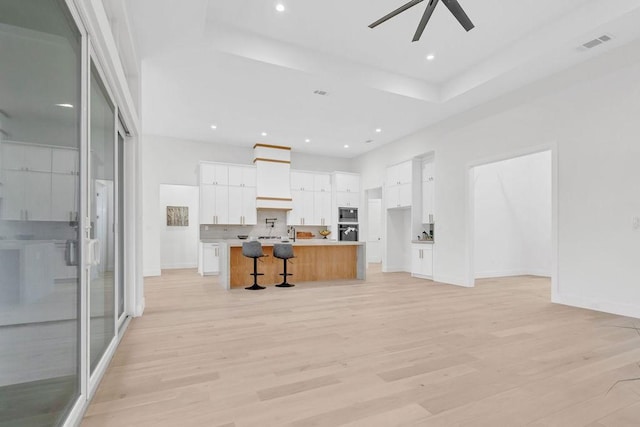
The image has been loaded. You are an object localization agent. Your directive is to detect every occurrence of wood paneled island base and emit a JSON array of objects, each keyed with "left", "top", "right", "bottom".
[{"left": 230, "top": 245, "right": 358, "bottom": 288}]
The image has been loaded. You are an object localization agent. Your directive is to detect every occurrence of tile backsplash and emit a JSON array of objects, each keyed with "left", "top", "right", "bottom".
[{"left": 199, "top": 210, "right": 328, "bottom": 240}]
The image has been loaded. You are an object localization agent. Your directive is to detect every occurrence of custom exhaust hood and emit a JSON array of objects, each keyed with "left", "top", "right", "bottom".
[{"left": 254, "top": 144, "right": 293, "bottom": 210}]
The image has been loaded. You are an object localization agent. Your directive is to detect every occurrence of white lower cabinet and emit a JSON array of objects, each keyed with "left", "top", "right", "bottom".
[
  {"left": 411, "top": 244, "right": 433, "bottom": 278},
  {"left": 199, "top": 243, "right": 220, "bottom": 276}
]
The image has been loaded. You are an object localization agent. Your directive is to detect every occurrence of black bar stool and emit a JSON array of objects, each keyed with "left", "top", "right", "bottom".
[
  {"left": 243, "top": 241, "right": 267, "bottom": 290},
  {"left": 273, "top": 243, "right": 294, "bottom": 288}
]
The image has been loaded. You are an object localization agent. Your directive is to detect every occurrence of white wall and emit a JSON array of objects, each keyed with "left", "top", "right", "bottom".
[
  {"left": 142, "top": 135, "right": 353, "bottom": 276},
  {"left": 159, "top": 184, "right": 199, "bottom": 269},
  {"left": 474, "top": 151, "right": 551, "bottom": 278},
  {"left": 353, "top": 39, "right": 640, "bottom": 318}
]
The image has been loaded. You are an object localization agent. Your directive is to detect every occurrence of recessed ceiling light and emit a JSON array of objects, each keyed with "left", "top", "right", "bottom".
[
  {"left": 426, "top": 54, "right": 435, "bottom": 61},
  {"left": 261, "top": 132, "right": 268, "bottom": 137},
  {"left": 344, "top": 144, "right": 350, "bottom": 148},
  {"left": 375, "top": 128, "right": 382, "bottom": 133},
  {"left": 275, "top": 3, "right": 285, "bottom": 12},
  {"left": 305, "top": 138, "right": 311, "bottom": 143},
  {"left": 210, "top": 125, "right": 217, "bottom": 130},
  {"left": 55, "top": 103, "right": 74, "bottom": 108}
]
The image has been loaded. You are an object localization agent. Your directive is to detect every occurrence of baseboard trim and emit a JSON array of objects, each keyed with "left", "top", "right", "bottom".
[
  {"left": 433, "top": 274, "right": 472, "bottom": 288},
  {"left": 144, "top": 269, "right": 161, "bottom": 277},
  {"left": 553, "top": 293, "right": 640, "bottom": 319},
  {"left": 475, "top": 269, "right": 552, "bottom": 279},
  {"left": 161, "top": 263, "right": 198, "bottom": 270}
]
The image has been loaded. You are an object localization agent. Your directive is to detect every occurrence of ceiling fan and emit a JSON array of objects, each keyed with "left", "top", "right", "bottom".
[{"left": 369, "top": 0, "right": 475, "bottom": 42}]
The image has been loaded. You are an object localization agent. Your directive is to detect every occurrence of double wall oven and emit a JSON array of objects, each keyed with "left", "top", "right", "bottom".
[{"left": 338, "top": 207, "right": 359, "bottom": 241}]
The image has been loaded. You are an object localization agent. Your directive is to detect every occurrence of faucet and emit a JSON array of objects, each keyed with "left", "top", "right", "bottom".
[{"left": 288, "top": 226, "right": 296, "bottom": 242}]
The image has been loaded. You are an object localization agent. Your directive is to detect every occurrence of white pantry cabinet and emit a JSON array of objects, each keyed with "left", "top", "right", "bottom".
[
  {"left": 227, "top": 186, "right": 257, "bottom": 225},
  {"left": 385, "top": 160, "right": 413, "bottom": 209},
  {"left": 200, "top": 184, "right": 229, "bottom": 225},
  {"left": 288, "top": 171, "right": 333, "bottom": 226},
  {"left": 411, "top": 244, "right": 433, "bottom": 279},
  {"left": 200, "top": 163, "right": 228, "bottom": 185},
  {"left": 422, "top": 160, "right": 435, "bottom": 224}
]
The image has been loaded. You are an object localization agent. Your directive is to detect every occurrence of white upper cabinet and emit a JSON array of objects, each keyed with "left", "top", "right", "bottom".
[
  {"left": 334, "top": 173, "right": 360, "bottom": 193},
  {"left": 200, "top": 163, "right": 228, "bottom": 185},
  {"left": 2, "top": 142, "right": 52, "bottom": 172},
  {"left": 385, "top": 160, "right": 413, "bottom": 209},
  {"left": 313, "top": 173, "right": 331, "bottom": 192},
  {"left": 386, "top": 161, "right": 412, "bottom": 186},
  {"left": 290, "top": 171, "right": 315, "bottom": 191},
  {"left": 51, "top": 149, "right": 78, "bottom": 175},
  {"left": 200, "top": 184, "right": 229, "bottom": 225},
  {"left": 288, "top": 171, "right": 333, "bottom": 226},
  {"left": 228, "top": 165, "right": 256, "bottom": 187},
  {"left": 313, "top": 191, "right": 332, "bottom": 226},
  {"left": 422, "top": 160, "right": 435, "bottom": 223},
  {"left": 227, "top": 186, "right": 256, "bottom": 225},
  {"left": 336, "top": 191, "right": 359, "bottom": 208}
]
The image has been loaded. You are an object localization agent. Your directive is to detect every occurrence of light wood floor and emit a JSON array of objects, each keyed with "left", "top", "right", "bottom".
[{"left": 82, "top": 266, "right": 640, "bottom": 426}]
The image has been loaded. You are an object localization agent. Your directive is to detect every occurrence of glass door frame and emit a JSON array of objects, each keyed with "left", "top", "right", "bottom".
[
  {"left": 57, "top": 1, "right": 136, "bottom": 424},
  {"left": 116, "top": 121, "right": 127, "bottom": 329},
  {"left": 86, "top": 46, "right": 121, "bottom": 394}
]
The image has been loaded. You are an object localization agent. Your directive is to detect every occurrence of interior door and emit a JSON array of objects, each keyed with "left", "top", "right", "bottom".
[{"left": 367, "top": 199, "right": 383, "bottom": 263}]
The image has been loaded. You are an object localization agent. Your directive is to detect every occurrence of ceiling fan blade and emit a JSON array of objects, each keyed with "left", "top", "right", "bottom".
[
  {"left": 441, "top": 0, "right": 475, "bottom": 31},
  {"left": 412, "top": 0, "right": 440, "bottom": 42},
  {"left": 369, "top": 0, "right": 425, "bottom": 29}
]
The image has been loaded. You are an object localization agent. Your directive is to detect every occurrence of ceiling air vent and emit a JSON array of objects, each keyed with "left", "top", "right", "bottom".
[
  {"left": 313, "top": 90, "right": 328, "bottom": 96},
  {"left": 581, "top": 34, "right": 614, "bottom": 50}
]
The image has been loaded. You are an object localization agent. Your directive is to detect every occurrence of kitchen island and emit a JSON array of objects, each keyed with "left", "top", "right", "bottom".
[{"left": 208, "top": 239, "right": 366, "bottom": 289}]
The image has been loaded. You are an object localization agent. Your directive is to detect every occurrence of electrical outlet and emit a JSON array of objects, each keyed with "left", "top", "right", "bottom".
[{"left": 633, "top": 217, "right": 640, "bottom": 231}]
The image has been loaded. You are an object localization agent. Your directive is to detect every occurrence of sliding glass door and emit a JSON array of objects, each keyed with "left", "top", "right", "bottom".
[
  {"left": 0, "top": 0, "right": 82, "bottom": 424},
  {"left": 88, "top": 62, "right": 116, "bottom": 375}
]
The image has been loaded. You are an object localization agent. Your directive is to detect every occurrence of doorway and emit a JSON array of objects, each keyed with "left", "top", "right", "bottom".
[{"left": 469, "top": 150, "right": 554, "bottom": 285}]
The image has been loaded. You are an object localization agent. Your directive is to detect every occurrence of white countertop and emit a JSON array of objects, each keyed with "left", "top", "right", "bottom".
[
  {"left": 201, "top": 238, "right": 364, "bottom": 247},
  {"left": 411, "top": 240, "right": 435, "bottom": 244}
]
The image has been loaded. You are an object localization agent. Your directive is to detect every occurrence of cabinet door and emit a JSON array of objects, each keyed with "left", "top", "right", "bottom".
[
  {"left": 398, "top": 183, "right": 412, "bottom": 208},
  {"left": 228, "top": 165, "right": 256, "bottom": 187},
  {"left": 52, "top": 149, "right": 78, "bottom": 174},
  {"left": 386, "top": 164, "right": 399, "bottom": 186},
  {"left": 51, "top": 174, "right": 77, "bottom": 221},
  {"left": 200, "top": 185, "right": 216, "bottom": 224},
  {"left": 242, "top": 186, "right": 257, "bottom": 225},
  {"left": 386, "top": 186, "right": 399, "bottom": 209},
  {"left": 203, "top": 244, "right": 220, "bottom": 274},
  {"left": 227, "top": 186, "right": 243, "bottom": 224},
  {"left": 422, "top": 161, "right": 434, "bottom": 181},
  {"left": 288, "top": 189, "right": 304, "bottom": 225},
  {"left": 24, "top": 171, "right": 51, "bottom": 220},
  {"left": 422, "top": 247, "right": 433, "bottom": 276},
  {"left": 335, "top": 173, "right": 359, "bottom": 193},
  {"left": 2, "top": 143, "right": 25, "bottom": 170},
  {"left": 1, "top": 170, "right": 25, "bottom": 220},
  {"left": 411, "top": 246, "right": 423, "bottom": 276},
  {"left": 314, "top": 174, "right": 331, "bottom": 192},
  {"left": 314, "top": 191, "right": 332, "bottom": 226},
  {"left": 422, "top": 179, "right": 434, "bottom": 223},
  {"left": 336, "top": 191, "right": 359, "bottom": 208},
  {"left": 290, "top": 171, "right": 314, "bottom": 191},
  {"left": 201, "top": 164, "right": 228, "bottom": 185},
  {"left": 397, "top": 161, "right": 412, "bottom": 185},
  {"left": 23, "top": 145, "right": 52, "bottom": 172}
]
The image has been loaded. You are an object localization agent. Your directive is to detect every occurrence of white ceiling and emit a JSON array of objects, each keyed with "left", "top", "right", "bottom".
[{"left": 124, "top": 0, "right": 640, "bottom": 158}]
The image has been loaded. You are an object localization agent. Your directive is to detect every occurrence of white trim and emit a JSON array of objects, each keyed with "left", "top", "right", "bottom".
[
  {"left": 433, "top": 274, "right": 473, "bottom": 287},
  {"left": 144, "top": 269, "right": 162, "bottom": 277},
  {"left": 553, "top": 294, "right": 640, "bottom": 320},
  {"left": 475, "top": 270, "right": 552, "bottom": 279},
  {"left": 161, "top": 263, "right": 199, "bottom": 269}
]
